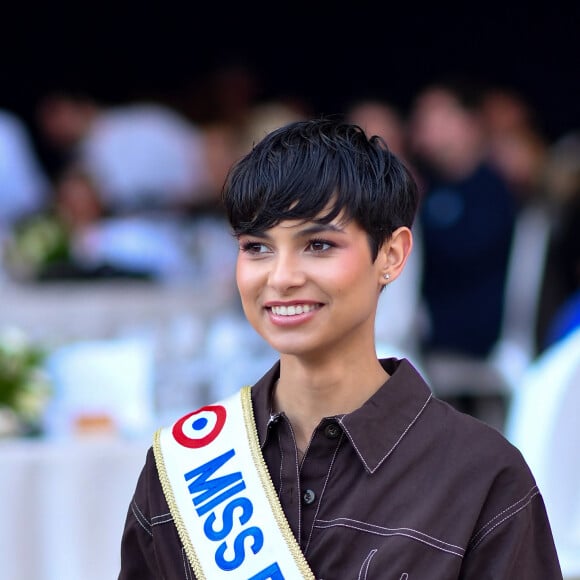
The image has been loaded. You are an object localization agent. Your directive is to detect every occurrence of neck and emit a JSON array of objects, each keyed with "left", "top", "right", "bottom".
[{"left": 273, "top": 353, "right": 390, "bottom": 452}]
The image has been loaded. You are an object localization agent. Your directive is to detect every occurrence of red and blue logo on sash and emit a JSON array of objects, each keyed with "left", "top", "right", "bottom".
[{"left": 172, "top": 405, "right": 227, "bottom": 448}]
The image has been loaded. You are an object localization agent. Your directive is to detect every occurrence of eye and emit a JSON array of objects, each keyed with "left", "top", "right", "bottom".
[
  {"left": 307, "top": 238, "right": 334, "bottom": 253},
  {"left": 240, "top": 241, "right": 270, "bottom": 254}
]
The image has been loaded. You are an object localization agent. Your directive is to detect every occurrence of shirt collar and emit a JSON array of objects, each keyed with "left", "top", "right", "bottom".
[
  {"left": 251, "top": 358, "right": 433, "bottom": 474},
  {"left": 339, "top": 358, "right": 433, "bottom": 473}
]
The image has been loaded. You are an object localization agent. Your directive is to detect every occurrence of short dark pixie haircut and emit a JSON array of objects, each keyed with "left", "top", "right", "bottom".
[{"left": 221, "top": 117, "right": 419, "bottom": 261}]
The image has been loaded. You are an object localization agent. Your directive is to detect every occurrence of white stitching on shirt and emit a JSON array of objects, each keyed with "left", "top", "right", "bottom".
[
  {"left": 151, "top": 512, "right": 174, "bottom": 526},
  {"left": 132, "top": 500, "right": 173, "bottom": 534},
  {"left": 315, "top": 517, "right": 465, "bottom": 557},
  {"left": 358, "top": 548, "right": 377, "bottom": 580},
  {"left": 470, "top": 485, "right": 538, "bottom": 543},
  {"left": 181, "top": 546, "right": 192, "bottom": 580},
  {"left": 287, "top": 419, "right": 303, "bottom": 541},
  {"left": 131, "top": 499, "right": 150, "bottom": 524},
  {"left": 276, "top": 428, "right": 285, "bottom": 497},
  {"left": 469, "top": 486, "right": 540, "bottom": 550},
  {"left": 131, "top": 499, "right": 153, "bottom": 537},
  {"left": 340, "top": 394, "right": 432, "bottom": 474}
]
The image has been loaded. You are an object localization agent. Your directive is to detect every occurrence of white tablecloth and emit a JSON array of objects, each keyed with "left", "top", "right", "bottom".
[{"left": 0, "top": 436, "right": 151, "bottom": 580}]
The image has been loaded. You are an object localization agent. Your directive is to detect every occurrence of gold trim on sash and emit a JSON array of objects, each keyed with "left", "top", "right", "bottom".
[
  {"left": 240, "top": 385, "right": 316, "bottom": 579},
  {"left": 153, "top": 429, "right": 207, "bottom": 580}
]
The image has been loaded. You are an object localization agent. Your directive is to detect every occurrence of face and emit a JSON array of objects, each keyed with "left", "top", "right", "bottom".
[
  {"left": 236, "top": 215, "right": 386, "bottom": 361},
  {"left": 38, "top": 98, "right": 90, "bottom": 147},
  {"left": 410, "top": 89, "right": 481, "bottom": 176},
  {"left": 347, "top": 102, "right": 407, "bottom": 161}
]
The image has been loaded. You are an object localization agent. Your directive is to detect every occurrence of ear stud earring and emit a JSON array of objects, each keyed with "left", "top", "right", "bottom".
[{"left": 384, "top": 273, "right": 391, "bottom": 280}]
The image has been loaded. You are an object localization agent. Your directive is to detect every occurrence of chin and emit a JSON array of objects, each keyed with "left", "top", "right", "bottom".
[
  {"left": 275, "top": 337, "right": 337, "bottom": 361},
  {"left": 264, "top": 336, "right": 317, "bottom": 358}
]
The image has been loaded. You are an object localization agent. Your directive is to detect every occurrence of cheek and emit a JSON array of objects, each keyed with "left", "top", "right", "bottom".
[
  {"left": 325, "top": 254, "right": 375, "bottom": 293},
  {"left": 236, "top": 260, "right": 262, "bottom": 300},
  {"left": 235, "top": 260, "right": 250, "bottom": 294}
]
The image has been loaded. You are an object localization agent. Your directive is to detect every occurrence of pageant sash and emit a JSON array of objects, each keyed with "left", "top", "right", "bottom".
[{"left": 153, "top": 386, "right": 315, "bottom": 580}]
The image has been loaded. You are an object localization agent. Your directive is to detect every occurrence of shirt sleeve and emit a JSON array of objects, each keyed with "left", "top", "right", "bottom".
[
  {"left": 459, "top": 492, "right": 563, "bottom": 579},
  {"left": 117, "top": 449, "right": 162, "bottom": 580}
]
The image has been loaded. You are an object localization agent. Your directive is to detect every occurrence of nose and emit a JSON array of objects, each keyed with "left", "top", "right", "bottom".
[{"left": 267, "top": 251, "right": 306, "bottom": 292}]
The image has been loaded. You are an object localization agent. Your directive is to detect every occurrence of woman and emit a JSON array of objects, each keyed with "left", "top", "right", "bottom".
[{"left": 119, "top": 119, "right": 561, "bottom": 579}]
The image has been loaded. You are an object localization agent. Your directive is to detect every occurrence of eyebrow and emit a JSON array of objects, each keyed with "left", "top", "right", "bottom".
[
  {"left": 242, "top": 222, "right": 346, "bottom": 240},
  {"left": 294, "top": 223, "right": 346, "bottom": 237}
]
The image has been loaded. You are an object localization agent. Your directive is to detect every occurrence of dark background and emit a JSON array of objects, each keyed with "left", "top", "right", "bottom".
[{"left": 2, "top": 2, "right": 579, "bottom": 145}]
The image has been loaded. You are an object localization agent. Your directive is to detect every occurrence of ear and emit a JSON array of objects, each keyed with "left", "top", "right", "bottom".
[{"left": 378, "top": 226, "right": 413, "bottom": 286}]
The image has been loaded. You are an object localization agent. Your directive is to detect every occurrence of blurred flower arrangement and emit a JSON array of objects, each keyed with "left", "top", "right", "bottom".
[
  {"left": 0, "top": 326, "right": 52, "bottom": 436},
  {"left": 3, "top": 213, "right": 70, "bottom": 281}
]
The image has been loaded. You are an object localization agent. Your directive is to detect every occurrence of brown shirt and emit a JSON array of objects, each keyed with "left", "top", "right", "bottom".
[{"left": 118, "top": 358, "right": 563, "bottom": 579}]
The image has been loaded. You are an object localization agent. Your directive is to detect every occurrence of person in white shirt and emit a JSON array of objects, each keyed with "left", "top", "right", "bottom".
[
  {"left": 0, "top": 109, "right": 49, "bottom": 227},
  {"left": 37, "top": 93, "right": 211, "bottom": 214}
]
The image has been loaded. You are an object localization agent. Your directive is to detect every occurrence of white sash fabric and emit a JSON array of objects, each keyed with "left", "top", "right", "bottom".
[{"left": 154, "top": 386, "right": 315, "bottom": 579}]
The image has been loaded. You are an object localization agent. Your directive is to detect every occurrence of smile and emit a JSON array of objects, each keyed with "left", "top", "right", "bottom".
[{"left": 270, "top": 304, "right": 319, "bottom": 316}]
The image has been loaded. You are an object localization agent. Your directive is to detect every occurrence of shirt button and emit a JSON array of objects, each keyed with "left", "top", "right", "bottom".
[
  {"left": 303, "top": 489, "right": 316, "bottom": 505},
  {"left": 324, "top": 423, "right": 340, "bottom": 439}
]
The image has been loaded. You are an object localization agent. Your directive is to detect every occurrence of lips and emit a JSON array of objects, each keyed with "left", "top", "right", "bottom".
[{"left": 270, "top": 303, "right": 320, "bottom": 316}]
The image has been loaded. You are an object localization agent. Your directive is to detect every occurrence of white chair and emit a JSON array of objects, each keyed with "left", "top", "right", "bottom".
[
  {"left": 505, "top": 327, "right": 580, "bottom": 579},
  {"left": 490, "top": 201, "right": 555, "bottom": 388}
]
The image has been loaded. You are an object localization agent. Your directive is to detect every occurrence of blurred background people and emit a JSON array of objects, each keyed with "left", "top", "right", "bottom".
[
  {"left": 48, "top": 164, "right": 237, "bottom": 285},
  {"left": 408, "top": 79, "right": 519, "bottom": 428},
  {"left": 345, "top": 98, "right": 409, "bottom": 162},
  {"left": 478, "top": 85, "right": 558, "bottom": 388},
  {"left": 481, "top": 85, "right": 551, "bottom": 208},
  {"left": 237, "top": 99, "right": 309, "bottom": 155},
  {"left": 410, "top": 79, "right": 518, "bottom": 359},
  {"left": 36, "top": 93, "right": 212, "bottom": 216}
]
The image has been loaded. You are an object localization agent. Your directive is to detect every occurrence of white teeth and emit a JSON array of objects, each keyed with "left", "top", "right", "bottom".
[{"left": 271, "top": 304, "right": 316, "bottom": 316}]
